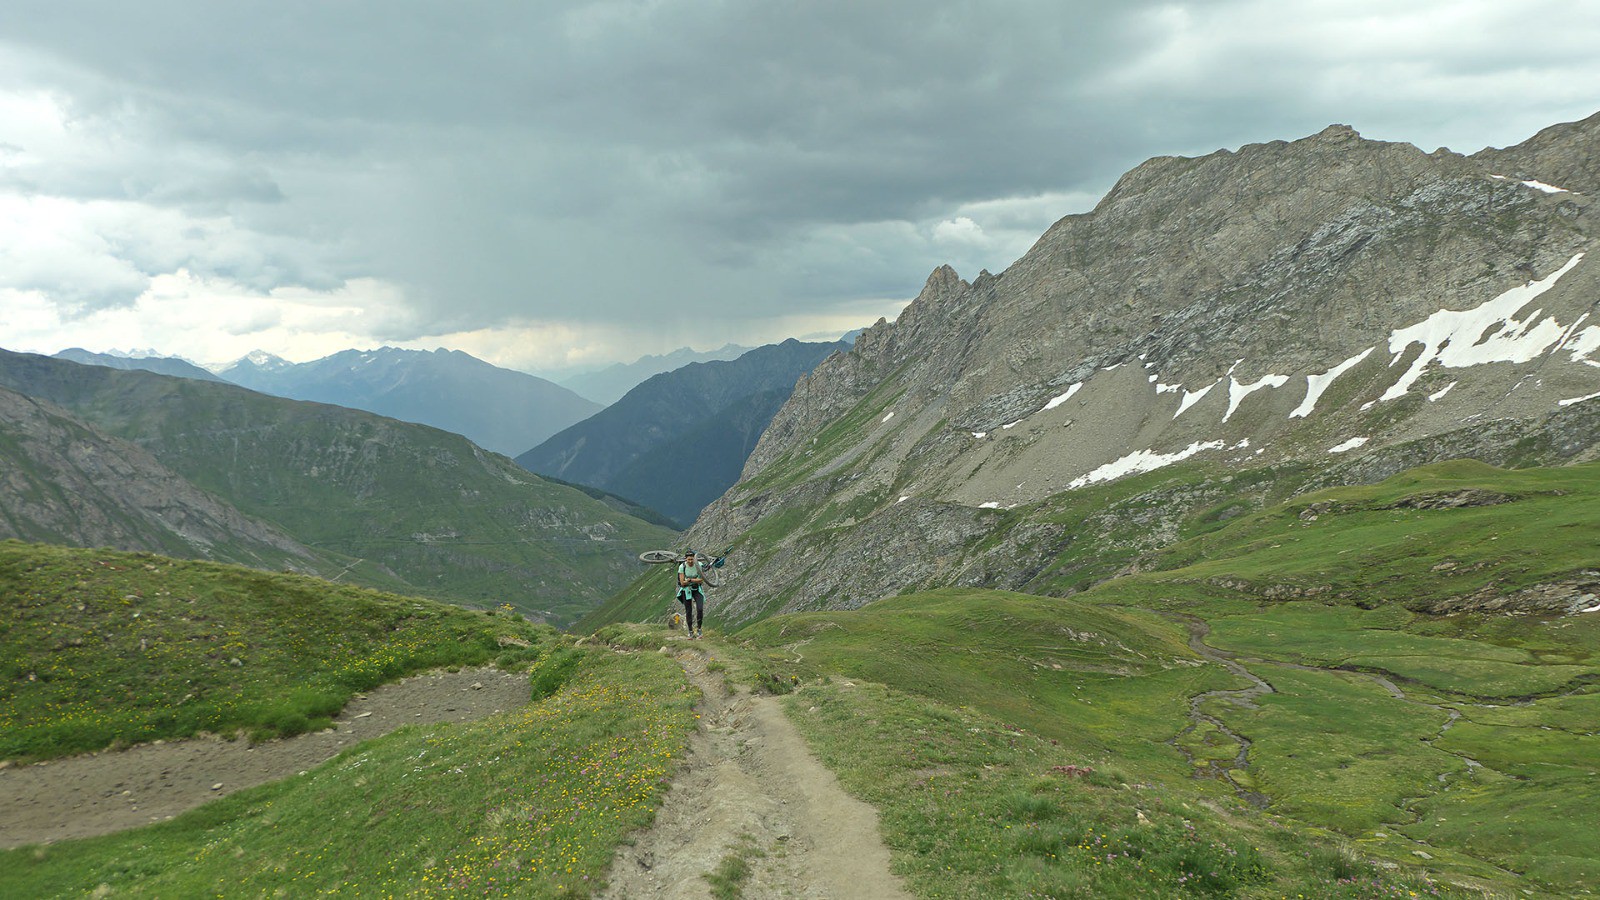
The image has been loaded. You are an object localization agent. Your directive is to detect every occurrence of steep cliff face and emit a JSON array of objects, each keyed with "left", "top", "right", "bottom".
[{"left": 680, "top": 114, "right": 1600, "bottom": 626}]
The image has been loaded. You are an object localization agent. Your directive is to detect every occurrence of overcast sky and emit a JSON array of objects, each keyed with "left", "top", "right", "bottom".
[{"left": 3, "top": 1, "right": 1598, "bottom": 376}]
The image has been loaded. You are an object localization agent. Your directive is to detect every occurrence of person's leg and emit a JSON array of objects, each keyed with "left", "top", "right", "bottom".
[
  {"left": 693, "top": 590, "right": 705, "bottom": 634},
  {"left": 680, "top": 593, "right": 694, "bottom": 633}
]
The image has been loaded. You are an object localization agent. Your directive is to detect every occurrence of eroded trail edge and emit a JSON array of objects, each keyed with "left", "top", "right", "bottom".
[
  {"left": 0, "top": 667, "right": 528, "bottom": 848},
  {"left": 601, "top": 647, "right": 913, "bottom": 900}
]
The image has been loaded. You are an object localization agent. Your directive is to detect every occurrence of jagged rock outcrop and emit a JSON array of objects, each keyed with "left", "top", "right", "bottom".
[{"left": 677, "top": 113, "right": 1600, "bottom": 626}]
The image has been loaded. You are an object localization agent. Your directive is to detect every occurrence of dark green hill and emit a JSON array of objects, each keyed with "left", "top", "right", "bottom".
[
  {"left": 0, "top": 349, "right": 677, "bottom": 626},
  {"left": 516, "top": 339, "right": 845, "bottom": 527}
]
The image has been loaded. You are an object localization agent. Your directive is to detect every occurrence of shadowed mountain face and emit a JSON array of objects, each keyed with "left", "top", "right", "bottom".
[
  {"left": 220, "top": 347, "right": 600, "bottom": 457},
  {"left": 516, "top": 339, "right": 847, "bottom": 527},
  {"left": 0, "top": 349, "right": 677, "bottom": 626},
  {"left": 639, "top": 113, "right": 1600, "bottom": 626}
]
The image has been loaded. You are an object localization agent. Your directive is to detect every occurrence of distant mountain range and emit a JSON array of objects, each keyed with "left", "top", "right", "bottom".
[
  {"left": 556, "top": 343, "right": 752, "bottom": 406},
  {"left": 518, "top": 339, "right": 847, "bottom": 527},
  {"left": 0, "top": 349, "right": 677, "bottom": 625},
  {"left": 218, "top": 347, "right": 600, "bottom": 457},
  {"left": 53, "top": 348, "right": 229, "bottom": 384}
]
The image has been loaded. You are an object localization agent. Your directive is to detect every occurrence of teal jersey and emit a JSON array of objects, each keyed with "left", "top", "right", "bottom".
[{"left": 678, "top": 561, "right": 702, "bottom": 594}]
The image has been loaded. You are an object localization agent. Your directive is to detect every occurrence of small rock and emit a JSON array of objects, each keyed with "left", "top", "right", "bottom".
[
  {"left": 211, "top": 783, "right": 223, "bottom": 791},
  {"left": 353, "top": 712, "right": 373, "bottom": 719},
  {"left": 471, "top": 682, "right": 483, "bottom": 690},
  {"left": 1413, "top": 850, "right": 1433, "bottom": 860}
]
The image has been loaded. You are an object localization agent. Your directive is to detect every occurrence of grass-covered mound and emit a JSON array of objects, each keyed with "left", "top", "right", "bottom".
[
  {"left": 1, "top": 643, "right": 698, "bottom": 899},
  {"left": 1132, "top": 458, "right": 1600, "bottom": 612},
  {"left": 738, "top": 588, "right": 1238, "bottom": 775},
  {"left": 0, "top": 540, "right": 547, "bottom": 762}
]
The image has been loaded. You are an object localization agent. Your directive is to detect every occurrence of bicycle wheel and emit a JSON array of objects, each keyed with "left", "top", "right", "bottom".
[
  {"left": 639, "top": 549, "right": 680, "bottom": 564},
  {"left": 700, "top": 566, "right": 719, "bottom": 588}
]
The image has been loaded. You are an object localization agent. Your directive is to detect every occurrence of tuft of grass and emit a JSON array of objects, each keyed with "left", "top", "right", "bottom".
[{"left": 703, "top": 835, "right": 765, "bottom": 900}]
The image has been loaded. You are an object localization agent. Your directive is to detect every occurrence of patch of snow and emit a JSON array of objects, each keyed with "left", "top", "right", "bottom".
[
  {"left": 1155, "top": 382, "right": 1182, "bottom": 394},
  {"left": 1566, "top": 324, "right": 1600, "bottom": 363},
  {"left": 1360, "top": 400, "right": 1376, "bottom": 411},
  {"left": 1254, "top": 448, "right": 1266, "bottom": 455},
  {"left": 1427, "top": 381, "right": 1458, "bottom": 402},
  {"left": 1379, "top": 253, "right": 1585, "bottom": 402},
  {"left": 1490, "top": 174, "right": 1508, "bottom": 180},
  {"left": 897, "top": 495, "right": 909, "bottom": 503},
  {"left": 1101, "top": 363, "right": 1125, "bottom": 372},
  {"left": 1328, "top": 437, "right": 1369, "bottom": 453},
  {"left": 1043, "top": 383, "right": 1083, "bottom": 410},
  {"left": 1147, "top": 373, "right": 1158, "bottom": 383},
  {"left": 1581, "top": 603, "right": 1600, "bottom": 614},
  {"left": 1001, "top": 419, "right": 1023, "bottom": 430},
  {"left": 1225, "top": 371, "right": 1290, "bottom": 422},
  {"left": 979, "top": 501, "right": 1001, "bottom": 509},
  {"left": 881, "top": 411, "right": 895, "bottom": 423},
  {"left": 1558, "top": 390, "right": 1600, "bottom": 408},
  {"left": 1289, "top": 347, "right": 1374, "bottom": 418},
  {"left": 1232, "top": 439, "right": 1251, "bottom": 449},
  {"left": 1522, "top": 179, "right": 1568, "bottom": 194},
  {"left": 1173, "top": 381, "right": 1217, "bottom": 419},
  {"left": 971, "top": 431, "right": 987, "bottom": 439},
  {"left": 1068, "top": 440, "right": 1225, "bottom": 490}
]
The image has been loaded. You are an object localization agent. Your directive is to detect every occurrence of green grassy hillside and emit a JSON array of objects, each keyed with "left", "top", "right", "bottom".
[
  {"left": 1, "top": 542, "right": 698, "bottom": 898},
  {"left": 0, "top": 349, "right": 678, "bottom": 625},
  {"left": 0, "top": 541, "right": 547, "bottom": 761}
]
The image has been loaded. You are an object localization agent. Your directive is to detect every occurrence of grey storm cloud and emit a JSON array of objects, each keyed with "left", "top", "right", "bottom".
[{"left": 2, "top": 1, "right": 1599, "bottom": 344}]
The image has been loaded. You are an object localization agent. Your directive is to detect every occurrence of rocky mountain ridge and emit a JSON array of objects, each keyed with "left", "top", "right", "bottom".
[{"left": 675, "top": 112, "right": 1600, "bottom": 625}]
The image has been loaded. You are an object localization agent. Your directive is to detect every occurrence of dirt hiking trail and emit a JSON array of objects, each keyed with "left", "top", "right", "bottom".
[
  {"left": 601, "top": 643, "right": 913, "bottom": 900},
  {"left": 0, "top": 667, "right": 528, "bottom": 849}
]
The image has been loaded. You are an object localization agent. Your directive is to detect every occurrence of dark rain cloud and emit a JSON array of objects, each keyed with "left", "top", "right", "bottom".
[{"left": 2, "top": 1, "right": 1598, "bottom": 346}]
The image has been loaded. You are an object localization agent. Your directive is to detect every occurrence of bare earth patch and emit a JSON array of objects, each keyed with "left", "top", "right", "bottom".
[
  {"left": 0, "top": 667, "right": 528, "bottom": 849},
  {"left": 601, "top": 643, "right": 912, "bottom": 900}
]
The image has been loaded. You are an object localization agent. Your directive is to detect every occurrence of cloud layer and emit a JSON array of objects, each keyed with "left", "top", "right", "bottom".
[{"left": 2, "top": 1, "right": 1598, "bottom": 371}]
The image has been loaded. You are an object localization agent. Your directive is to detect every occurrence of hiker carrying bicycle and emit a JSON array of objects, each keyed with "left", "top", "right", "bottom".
[{"left": 678, "top": 549, "right": 707, "bottom": 639}]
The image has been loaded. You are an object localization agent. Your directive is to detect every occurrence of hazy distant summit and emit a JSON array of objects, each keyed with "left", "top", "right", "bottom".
[
  {"left": 219, "top": 347, "right": 599, "bottom": 456},
  {"left": 557, "top": 343, "right": 752, "bottom": 405},
  {"left": 53, "top": 348, "right": 229, "bottom": 384}
]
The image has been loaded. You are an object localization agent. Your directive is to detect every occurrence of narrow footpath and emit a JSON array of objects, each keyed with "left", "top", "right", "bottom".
[{"left": 601, "top": 643, "right": 913, "bottom": 900}]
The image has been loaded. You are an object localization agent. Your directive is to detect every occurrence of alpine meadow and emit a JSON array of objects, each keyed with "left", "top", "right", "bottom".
[{"left": 4, "top": 54, "right": 1600, "bottom": 900}]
